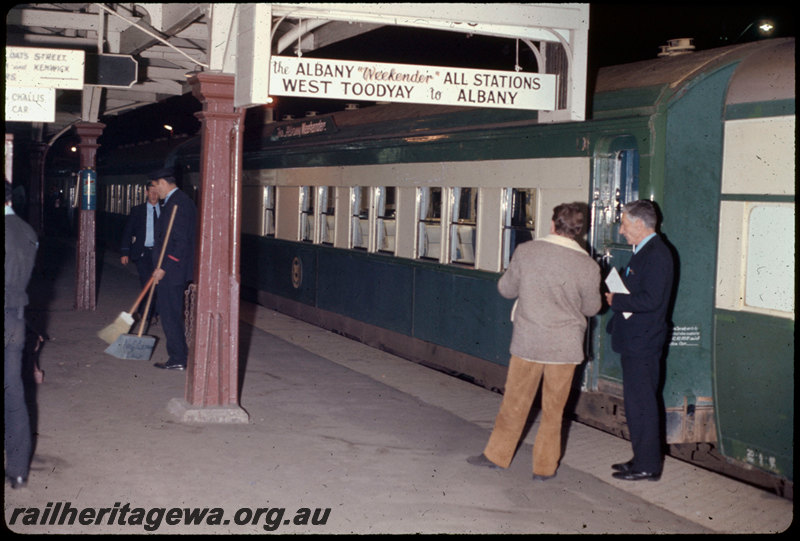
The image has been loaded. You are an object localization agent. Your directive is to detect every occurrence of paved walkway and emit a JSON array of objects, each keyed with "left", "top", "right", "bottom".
[{"left": 4, "top": 238, "right": 792, "bottom": 534}]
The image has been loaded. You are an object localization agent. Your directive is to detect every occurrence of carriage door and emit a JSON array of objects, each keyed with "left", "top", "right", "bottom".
[{"left": 585, "top": 137, "right": 639, "bottom": 393}]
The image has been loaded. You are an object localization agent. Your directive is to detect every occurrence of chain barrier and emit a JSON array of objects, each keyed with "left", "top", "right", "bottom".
[{"left": 184, "top": 283, "right": 196, "bottom": 344}]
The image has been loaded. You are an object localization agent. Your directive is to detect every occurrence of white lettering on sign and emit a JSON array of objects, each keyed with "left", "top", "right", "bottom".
[
  {"left": 274, "top": 119, "right": 329, "bottom": 139},
  {"left": 5, "top": 86, "right": 56, "bottom": 122},
  {"left": 5, "top": 46, "right": 85, "bottom": 90},
  {"left": 270, "top": 56, "right": 557, "bottom": 111},
  {"left": 669, "top": 325, "right": 701, "bottom": 347}
]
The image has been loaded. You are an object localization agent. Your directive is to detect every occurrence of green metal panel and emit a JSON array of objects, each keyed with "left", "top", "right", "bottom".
[
  {"left": 658, "top": 65, "right": 739, "bottom": 410},
  {"left": 240, "top": 235, "right": 316, "bottom": 306},
  {"left": 243, "top": 122, "right": 587, "bottom": 171},
  {"left": 592, "top": 85, "right": 665, "bottom": 119},
  {"left": 240, "top": 236, "right": 514, "bottom": 366},
  {"left": 316, "top": 249, "right": 414, "bottom": 336},
  {"left": 725, "top": 98, "right": 795, "bottom": 120},
  {"left": 412, "top": 267, "right": 513, "bottom": 365},
  {"left": 714, "top": 310, "right": 793, "bottom": 480}
]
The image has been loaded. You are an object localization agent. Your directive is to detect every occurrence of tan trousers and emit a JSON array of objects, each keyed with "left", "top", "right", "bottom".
[{"left": 483, "top": 355, "right": 576, "bottom": 476}]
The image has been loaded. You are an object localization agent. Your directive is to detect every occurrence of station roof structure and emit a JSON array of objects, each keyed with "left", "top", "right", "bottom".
[{"left": 6, "top": 3, "right": 589, "bottom": 147}]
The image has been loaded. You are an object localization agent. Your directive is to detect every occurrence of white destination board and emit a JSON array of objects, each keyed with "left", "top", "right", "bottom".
[
  {"left": 6, "top": 46, "right": 85, "bottom": 90},
  {"left": 269, "top": 56, "right": 557, "bottom": 111},
  {"left": 5, "top": 86, "right": 55, "bottom": 122}
]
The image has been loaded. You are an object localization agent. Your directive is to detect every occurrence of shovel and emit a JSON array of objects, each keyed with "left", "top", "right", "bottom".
[
  {"left": 97, "top": 275, "right": 155, "bottom": 344},
  {"left": 105, "top": 205, "right": 177, "bottom": 360}
]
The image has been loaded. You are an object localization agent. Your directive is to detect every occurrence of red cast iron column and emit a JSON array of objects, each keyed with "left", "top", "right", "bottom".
[
  {"left": 74, "top": 122, "right": 105, "bottom": 311},
  {"left": 185, "top": 72, "right": 246, "bottom": 408}
]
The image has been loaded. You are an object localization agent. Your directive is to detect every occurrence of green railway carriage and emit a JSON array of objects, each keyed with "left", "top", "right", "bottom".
[{"left": 96, "top": 38, "right": 794, "bottom": 492}]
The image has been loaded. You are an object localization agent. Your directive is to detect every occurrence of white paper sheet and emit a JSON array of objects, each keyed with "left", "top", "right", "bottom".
[{"left": 605, "top": 267, "right": 632, "bottom": 319}]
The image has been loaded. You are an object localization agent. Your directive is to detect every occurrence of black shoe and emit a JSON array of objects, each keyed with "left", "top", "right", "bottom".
[
  {"left": 466, "top": 454, "right": 500, "bottom": 469},
  {"left": 154, "top": 360, "right": 186, "bottom": 371},
  {"left": 7, "top": 475, "right": 27, "bottom": 489},
  {"left": 612, "top": 470, "right": 661, "bottom": 481},
  {"left": 532, "top": 473, "right": 556, "bottom": 482},
  {"left": 612, "top": 460, "right": 635, "bottom": 472}
]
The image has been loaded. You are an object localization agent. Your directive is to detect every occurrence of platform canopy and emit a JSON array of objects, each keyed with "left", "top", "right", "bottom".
[{"left": 5, "top": 3, "right": 589, "bottom": 144}]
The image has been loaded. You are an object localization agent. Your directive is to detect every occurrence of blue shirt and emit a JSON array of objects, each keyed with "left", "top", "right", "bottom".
[
  {"left": 163, "top": 187, "right": 178, "bottom": 205},
  {"left": 633, "top": 232, "right": 656, "bottom": 254},
  {"left": 145, "top": 202, "right": 160, "bottom": 247}
]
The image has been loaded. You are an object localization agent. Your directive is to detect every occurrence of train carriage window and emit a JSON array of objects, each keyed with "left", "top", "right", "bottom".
[
  {"left": 502, "top": 187, "right": 536, "bottom": 269},
  {"left": 745, "top": 204, "right": 794, "bottom": 313},
  {"left": 376, "top": 186, "right": 396, "bottom": 254},
  {"left": 263, "top": 185, "right": 276, "bottom": 236},
  {"left": 125, "top": 185, "right": 133, "bottom": 215},
  {"left": 351, "top": 186, "right": 370, "bottom": 250},
  {"left": 450, "top": 187, "right": 477, "bottom": 266},
  {"left": 320, "top": 186, "right": 335, "bottom": 245},
  {"left": 112, "top": 185, "right": 121, "bottom": 214},
  {"left": 300, "top": 186, "right": 314, "bottom": 242},
  {"left": 131, "top": 183, "right": 142, "bottom": 208},
  {"left": 417, "top": 187, "right": 442, "bottom": 261}
]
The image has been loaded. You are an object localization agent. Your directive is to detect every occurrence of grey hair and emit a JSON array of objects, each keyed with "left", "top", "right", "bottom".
[{"left": 623, "top": 200, "right": 658, "bottom": 230}]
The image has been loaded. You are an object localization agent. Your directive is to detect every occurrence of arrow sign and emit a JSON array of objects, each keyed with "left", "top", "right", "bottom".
[{"left": 84, "top": 54, "right": 138, "bottom": 88}]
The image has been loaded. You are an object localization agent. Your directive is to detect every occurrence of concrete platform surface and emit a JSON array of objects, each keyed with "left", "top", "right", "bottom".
[{"left": 4, "top": 239, "right": 792, "bottom": 534}]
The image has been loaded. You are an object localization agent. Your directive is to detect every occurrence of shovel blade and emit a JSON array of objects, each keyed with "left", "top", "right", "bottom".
[{"left": 104, "top": 333, "right": 157, "bottom": 360}]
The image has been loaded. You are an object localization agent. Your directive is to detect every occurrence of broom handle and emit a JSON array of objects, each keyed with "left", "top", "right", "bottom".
[
  {"left": 138, "top": 205, "right": 178, "bottom": 337},
  {"left": 129, "top": 275, "right": 155, "bottom": 315},
  {"left": 137, "top": 280, "right": 157, "bottom": 337}
]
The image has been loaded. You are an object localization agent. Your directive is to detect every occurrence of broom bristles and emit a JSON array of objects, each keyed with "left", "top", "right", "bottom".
[{"left": 97, "top": 312, "right": 135, "bottom": 344}]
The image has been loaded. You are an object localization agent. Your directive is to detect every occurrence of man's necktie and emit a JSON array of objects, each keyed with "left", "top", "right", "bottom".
[{"left": 148, "top": 205, "right": 158, "bottom": 247}]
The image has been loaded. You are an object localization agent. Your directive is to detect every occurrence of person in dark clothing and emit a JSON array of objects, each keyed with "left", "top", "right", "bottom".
[
  {"left": 120, "top": 180, "right": 161, "bottom": 322},
  {"left": 149, "top": 169, "right": 196, "bottom": 371},
  {"left": 5, "top": 181, "right": 39, "bottom": 489},
  {"left": 605, "top": 200, "right": 675, "bottom": 481}
]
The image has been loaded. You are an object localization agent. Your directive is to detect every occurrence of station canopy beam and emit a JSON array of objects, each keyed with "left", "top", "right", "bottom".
[
  {"left": 231, "top": 3, "right": 589, "bottom": 121},
  {"left": 5, "top": 3, "right": 588, "bottom": 145}
]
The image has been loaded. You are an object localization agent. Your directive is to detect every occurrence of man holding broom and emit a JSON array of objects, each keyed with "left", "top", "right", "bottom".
[{"left": 149, "top": 168, "right": 197, "bottom": 371}]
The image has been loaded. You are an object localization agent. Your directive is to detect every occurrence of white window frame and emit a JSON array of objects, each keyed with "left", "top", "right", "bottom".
[
  {"left": 449, "top": 187, "right": 478, "bottom": 266},
  {"left": 375, "top": 186, "right": 397, "bottom": 254},
  {"left": 502, "top": 187, "right": 537, "bottom": 269}
]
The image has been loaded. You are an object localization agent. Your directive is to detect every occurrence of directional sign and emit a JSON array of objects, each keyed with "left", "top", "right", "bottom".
[
  {"left": 5, "top": 86, "right": 56, "bottom": 122},
  {"left": 84, "top": 53, "right": 138, "bottom": 88},
  {"left": 5, "top": 46, "right": 85, "bottom": 89},
  {"left": 269, "top": 55, "right": 558, "bottom": 111}
]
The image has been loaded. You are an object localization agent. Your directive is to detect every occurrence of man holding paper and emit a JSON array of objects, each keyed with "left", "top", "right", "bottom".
[{"left": 604, "top": 200, "right": 675, "bottom": 482}]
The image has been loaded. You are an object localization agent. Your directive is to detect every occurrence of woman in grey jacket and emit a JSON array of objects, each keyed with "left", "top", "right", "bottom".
[{"left": 468, "top": 202, "right": 601, "bottom": 480}]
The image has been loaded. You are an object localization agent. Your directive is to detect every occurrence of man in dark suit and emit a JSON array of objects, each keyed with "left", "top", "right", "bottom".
[
  {"left": 5, "top": 181, "right": 39, "bottom": 488},
  {"left": 149, "top": 168, "right": 197, "bottom": 371},
  {"left": 120, "top": 180, "right": 160, "bottom": 322},
  {"left": 605, "top": 200, "right": 674, "bottom": 481}
]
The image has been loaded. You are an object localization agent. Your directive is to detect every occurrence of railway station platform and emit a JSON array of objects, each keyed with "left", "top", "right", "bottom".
[{"left": 4, "top": 237, "right": 793, "bottom": 534}]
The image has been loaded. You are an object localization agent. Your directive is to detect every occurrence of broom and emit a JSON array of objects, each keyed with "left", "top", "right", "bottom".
[{"left": 97, "top": 274, "right": 155, "bottom": 344}]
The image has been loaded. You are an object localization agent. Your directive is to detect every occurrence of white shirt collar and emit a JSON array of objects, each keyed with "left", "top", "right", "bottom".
[{"left": 541, "top": 233, "right": 587, "bottom": 254}]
